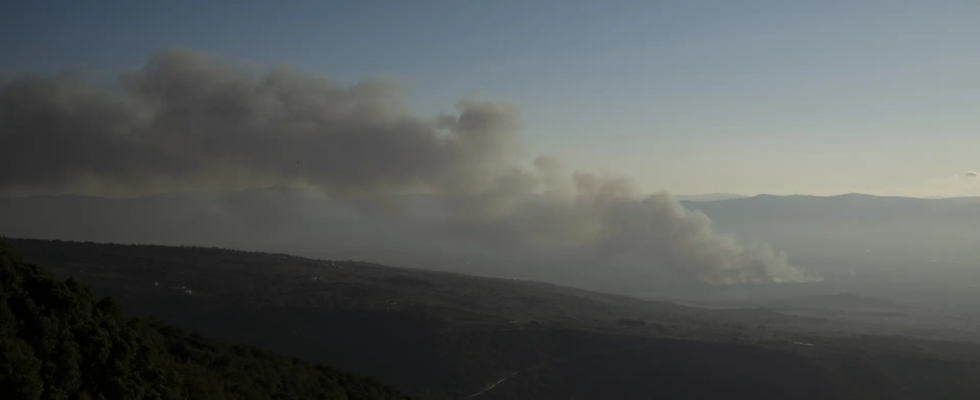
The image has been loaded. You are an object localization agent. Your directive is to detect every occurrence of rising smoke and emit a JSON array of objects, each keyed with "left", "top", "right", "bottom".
[{"left": 0, "top": 49, "right": 818, "bottom": 284}]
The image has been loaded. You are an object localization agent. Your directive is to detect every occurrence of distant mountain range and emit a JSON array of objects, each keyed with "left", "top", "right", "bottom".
[
  {"left": 679, "top": 193, "right": 980, "bottom": 288},
  {"left": 3, "top": 189, "right": 980, "bottom": 296},
  {"left": 680, "top": 193, "right": 980, "bottom": 226},
  {"left": 671, "top": 193, "right": 748, "bottom": 202},
  {"left": 674, "top": 192, "right": 980, "bottom": 202}
]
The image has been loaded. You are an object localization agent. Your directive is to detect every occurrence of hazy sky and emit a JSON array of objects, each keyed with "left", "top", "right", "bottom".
[{"left": 3, "top": 0, "right": 979, "bottom": 197}]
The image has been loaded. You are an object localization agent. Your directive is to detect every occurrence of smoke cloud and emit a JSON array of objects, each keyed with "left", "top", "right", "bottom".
[
  {"left": 0, "top": 49, "right": 818, "bottom": 284},
  {"left": 1, "top": 50, "right": 518, "bottom": 200}
]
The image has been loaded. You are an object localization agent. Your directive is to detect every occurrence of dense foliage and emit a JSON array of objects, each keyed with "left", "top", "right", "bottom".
[{"left": 0, "top": 241, "right": 412, "bottom": 400}]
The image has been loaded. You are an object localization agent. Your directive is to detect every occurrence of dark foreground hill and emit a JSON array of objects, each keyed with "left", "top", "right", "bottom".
[
  {"left": 0, "top": 241, "right": 411, "bottom": 400},
  {"left": 9, "top": 238, "right": 980, "bottom": 399}
]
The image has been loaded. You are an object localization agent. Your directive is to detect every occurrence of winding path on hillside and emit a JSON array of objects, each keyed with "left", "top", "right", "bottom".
[{"left": 461, "top": 344, "right": 653, "bottom": 399}]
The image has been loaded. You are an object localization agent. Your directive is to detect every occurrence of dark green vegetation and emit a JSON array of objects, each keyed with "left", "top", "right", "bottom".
[
  {"left": 9, "top": 238, "right": 980, "bottom": 399},
  {"left": 0, "top": 241, "right": 411, "bottom": 400}
]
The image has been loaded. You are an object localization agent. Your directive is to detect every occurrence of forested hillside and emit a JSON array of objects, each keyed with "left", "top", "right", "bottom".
[{"left": 0, "top": 241, "right": 411, "bottom": 400}]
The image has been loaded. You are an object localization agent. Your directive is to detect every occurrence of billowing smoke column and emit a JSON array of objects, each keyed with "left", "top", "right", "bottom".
[{"left": 0, "top": 49, "right": 819, "bottom": 284}]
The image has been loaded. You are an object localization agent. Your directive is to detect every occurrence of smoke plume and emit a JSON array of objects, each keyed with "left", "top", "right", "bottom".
[{"left": 0, "top": 49, "right": 818, "bottom": 284}]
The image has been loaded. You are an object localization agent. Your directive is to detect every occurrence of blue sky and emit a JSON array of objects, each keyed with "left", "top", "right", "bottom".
[{"left": 3, "top": 0, "right": 979, "bottom": 196}]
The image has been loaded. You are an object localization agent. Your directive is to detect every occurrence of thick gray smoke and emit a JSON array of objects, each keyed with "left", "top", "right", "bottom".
[
  {"left": 0, "top": 49, "right": 818, "bottom": 284},
  {"left": 1, "top": 49, "right": 519, "bottom": 199},
  {"left": 418, "top": 159, "right": 815, "bottom": 284}
]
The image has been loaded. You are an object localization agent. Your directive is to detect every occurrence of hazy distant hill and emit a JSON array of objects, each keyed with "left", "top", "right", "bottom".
[
  {"left": 5, "top": 189, "right": 980, "bottom": 294},
  {"left": 0, "top": 188, "right": 416, "bottom": 260},
  {"left": 768, "top": 292, "right": 907, "bottom": 311},
  {"left": 680, "top": 193, "right": 980, "bottom": 281},
  {"left": 681, "top": 193, "right": 980, "bottom": 223},
  {"left": 671, "top": 193, "right": 748, "bottom": 202}
]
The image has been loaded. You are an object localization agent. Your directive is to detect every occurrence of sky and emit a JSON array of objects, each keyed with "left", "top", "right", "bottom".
[{"left": 3, "top": 0, "right": 979, "bottom": 197}]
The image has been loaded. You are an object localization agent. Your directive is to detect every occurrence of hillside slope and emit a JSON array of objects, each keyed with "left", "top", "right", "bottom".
[
  {"left": 8, "top": 238, "right": 980, "bottom": 399},
  {"left": 0, "top": 241, "right": 411, "bottom": 400}
]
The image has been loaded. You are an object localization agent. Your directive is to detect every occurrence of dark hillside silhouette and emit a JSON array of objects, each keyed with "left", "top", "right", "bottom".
[{"left": 0, "top": 240, "right": 411, "bottom": 400}]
